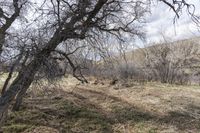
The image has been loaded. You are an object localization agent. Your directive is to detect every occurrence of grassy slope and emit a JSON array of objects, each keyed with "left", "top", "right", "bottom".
[{"left": 1, "top": 77, "right": 200, "bottom": 133}]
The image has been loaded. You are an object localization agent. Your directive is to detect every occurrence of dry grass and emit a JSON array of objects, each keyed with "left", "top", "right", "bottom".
[{"left": 2, "top": 77, "right": 200, "bottom": 133}]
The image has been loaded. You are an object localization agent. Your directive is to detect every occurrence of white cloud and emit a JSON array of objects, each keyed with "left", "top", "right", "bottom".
[{"left": 146, "top": 1, "right": 200, "bottom": 43}]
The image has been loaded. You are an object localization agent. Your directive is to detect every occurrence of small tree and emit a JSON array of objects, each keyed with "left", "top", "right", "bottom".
[{"left": 144, "top": 38, "right": 200, "bottom": 84}]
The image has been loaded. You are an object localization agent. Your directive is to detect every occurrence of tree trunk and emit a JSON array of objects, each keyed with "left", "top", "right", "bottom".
[
  {"left": 0, "top": 60, "right": 41, "bottom": 127},
  {"left": 0, "top": 30, "right": 62, "bottom": 128},
  {"left": 0, "top": 64, "right": 37, "bottom": 127},
  {"left": 12, "top": 88, "right": 27, "bottom": 111},
  {"left": 0, "top": 33, "right": 5, "bottom": 55},
  {"left": 1, "top": 52, "right": 23, "bottom": 95}
]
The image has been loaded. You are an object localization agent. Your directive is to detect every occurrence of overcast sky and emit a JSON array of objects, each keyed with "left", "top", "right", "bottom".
[
  {"left": 145, "top": 1, "right": 200, "bottom": 43},
  {"left": 15, "top": 0, "right": 200, "bottom": 48}
]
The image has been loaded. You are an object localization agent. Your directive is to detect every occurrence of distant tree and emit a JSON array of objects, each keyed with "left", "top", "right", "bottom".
[{"left": 144, "top": 37, "right": 200, "bottom": 84}]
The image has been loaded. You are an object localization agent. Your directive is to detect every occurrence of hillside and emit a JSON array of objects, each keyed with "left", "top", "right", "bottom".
[{"left": 116, "top": 36, "right": 200, "bottom": 67}]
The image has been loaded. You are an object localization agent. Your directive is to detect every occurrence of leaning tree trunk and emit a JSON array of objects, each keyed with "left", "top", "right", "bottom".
[
  {"left": 12, "top": 87, "right": 28, "bottom": 111},
  {"left": 0, "top": 59, "right": 40, "bottom": 127},
  {"left": 0, "top": 30, "right": 62, "bottom": 128},
  {"left": 0, "top": 56, "right": 47, "bottom": 128}
]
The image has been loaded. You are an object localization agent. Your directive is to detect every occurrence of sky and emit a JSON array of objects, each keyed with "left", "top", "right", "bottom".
[
  {"left": 10, "top": 0, "right": 200, "bottom": 48},
  {"left": 145, "top": 1, "right": 200, "bottom": 43}
]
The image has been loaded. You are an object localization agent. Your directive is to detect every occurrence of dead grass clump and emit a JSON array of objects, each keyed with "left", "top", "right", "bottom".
[
  {"left": 93, "top": 79, "right": 105, "bottom": 85},
  {"left": 109, "top": 78, "right": 118, "bottom": 85},
  {"left": 111, "top": 105, "right": 153, "bottom": 124}
]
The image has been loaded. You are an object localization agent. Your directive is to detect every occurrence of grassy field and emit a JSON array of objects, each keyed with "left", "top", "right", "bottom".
[{"left": 1, "top": 76, "right": 200, "bottom": 133}]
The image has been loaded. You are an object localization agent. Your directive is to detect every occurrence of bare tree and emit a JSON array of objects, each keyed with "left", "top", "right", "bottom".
[
  {"left": 144, "top": 37, "right": 200, "bottom": 84},
  {"left": 0, "top": 0, "right": 149, "bottom": 126},
  {"left": 0, "top": 0, "right": 28, "bottom": 55}
]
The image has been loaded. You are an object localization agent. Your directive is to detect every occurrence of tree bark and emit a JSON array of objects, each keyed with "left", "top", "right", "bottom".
[
  {"left": 0, "top": 33, "right": 5, "bottom": 55},
  {"left": 1, "top": 52, "right": 23, "bottom": 95},
  {"left": 12, "top": 87, "right": 27, "bottom": 111}
]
